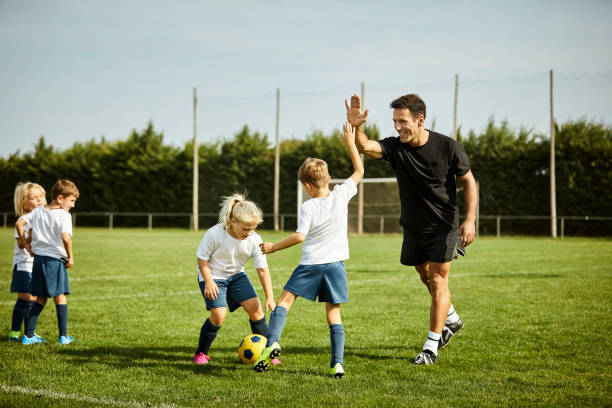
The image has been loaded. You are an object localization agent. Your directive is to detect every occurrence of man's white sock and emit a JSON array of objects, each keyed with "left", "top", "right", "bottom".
[
  {"left": 446, "top": 304, "right": 460, "bottom": 324},
  {"left": 423, "top": 331, "right": 441, "bottom": 355}
]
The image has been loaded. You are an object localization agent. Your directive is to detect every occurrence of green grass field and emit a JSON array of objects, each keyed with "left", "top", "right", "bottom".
[{"left": 1, "top": 228, "right": 611, "bottom": 407}]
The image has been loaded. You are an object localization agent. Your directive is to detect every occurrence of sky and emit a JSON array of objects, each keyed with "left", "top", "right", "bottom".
[{"left": 1, "top": 0, "right": 611, "bottom": 156}]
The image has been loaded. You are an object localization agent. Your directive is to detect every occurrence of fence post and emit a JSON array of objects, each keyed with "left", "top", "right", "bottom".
[
  {"left": 280, "top": 215, "right": 285, "bottom": 232},
  {"left": 380, "top": 216, "right": 384, "bottom": 235},
  {"left": 561, "top": 217, "right": 564, "bottom": 239},
  {"left": 3, "top": 213, "right": 7, "bottom": 228},
  {"left": 72, "top": 214, "right": 76, "bottom": 228},
  {"left": 496, "top": 215, "right": 501, "bottom": 238},
  {"left": 148, "top": 214, "right": 152, "bottom": 230},
  {"left": 109, "top": 213, "right": 113, "bottom": 230}
]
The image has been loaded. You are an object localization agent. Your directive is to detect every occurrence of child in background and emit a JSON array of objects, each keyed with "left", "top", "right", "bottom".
[
  {"left": 9, "top": 182, "right": 46, "bottom": 341},
  {"left": 253, "top": 121, "right": 363, "bottom": 378},
  {"left": 16, "top": 179, "right": 79, "bottom": 345},
  {"left": 193, "top": 194, "right": 277, "bottom": 365}
]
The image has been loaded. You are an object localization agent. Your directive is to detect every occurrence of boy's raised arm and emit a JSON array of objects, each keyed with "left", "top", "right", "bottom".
[{"left": 342, "top": 121, "right": 365, "bottom": 185}]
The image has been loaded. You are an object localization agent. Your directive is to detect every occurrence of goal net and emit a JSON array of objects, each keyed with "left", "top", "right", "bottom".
[{"left": 296, "top": 177, "right": 402, "bottom": 234}]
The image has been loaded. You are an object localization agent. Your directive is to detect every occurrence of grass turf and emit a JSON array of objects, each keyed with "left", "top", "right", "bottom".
[{"left": 0, "top": 228, "right": 611, "bottom": 407}]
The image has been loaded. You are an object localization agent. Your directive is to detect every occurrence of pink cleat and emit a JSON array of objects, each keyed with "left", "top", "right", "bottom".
[
  {"left": 271, "top": 358, "right": 282, "bottom": 365},
  {"left": 193, "top": 352, "right": 210, "bottom": 365}
]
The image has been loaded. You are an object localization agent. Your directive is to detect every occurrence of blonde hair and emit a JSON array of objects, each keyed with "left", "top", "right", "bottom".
[
  {"left": 13, "top": 182, "right": 46, "bottom": 216},
  {"left": 298, "top": 157, "right": 331, "bottom": 188},
  {"left": 218, "top": 193, "right": 263, "bottom": 229}
]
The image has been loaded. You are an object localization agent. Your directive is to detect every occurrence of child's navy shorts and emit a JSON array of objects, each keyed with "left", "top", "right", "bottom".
[
  {"left": 199, "top": 271, "right": 258, "bottom": 312},
  {"left": 284, "top": 261, "right": 348, "bottom": 304},
  {"left": 31, "top": 255, "right": 70, "bottom": 298},
  {"left": 10, "top": 265, "right": 32, "bottom": 293},
  {"left": 401, "top": 228, "right": 459, "bottom": 266}
]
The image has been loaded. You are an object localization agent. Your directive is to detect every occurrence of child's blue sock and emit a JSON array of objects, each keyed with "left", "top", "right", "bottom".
[
  {"left": 266, "top": 305, "right": 288, "bottom": 346},
  {"left": 329, "top": 324, "right": 345, "bottom": 368},
  {"left": 11, "top": 299, "right": 29, "bottom": 332},
  {"left": 249, "top": 317, "right": 268, "bottom": 337},
  {"left": 197, "top": 318, "right": 221, "bottom": 355},
  {"left": 25, "top": 302, "right": 44, "bottom": 338},
  {"left": 56, "top": 304, "right": 68, "bottom": 337}
]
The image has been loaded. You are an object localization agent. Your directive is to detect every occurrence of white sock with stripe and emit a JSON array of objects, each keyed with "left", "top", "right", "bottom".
[
  {"left": 446, "top": 304, "right": 460, "bottom": 324},
  {"left": 423, "top": 331, "right": 441, "bottom": 355}
]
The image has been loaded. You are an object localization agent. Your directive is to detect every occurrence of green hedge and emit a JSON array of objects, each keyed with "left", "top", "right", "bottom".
[{"left": 1, "top": 119, "right": 610, "bottom": 234}]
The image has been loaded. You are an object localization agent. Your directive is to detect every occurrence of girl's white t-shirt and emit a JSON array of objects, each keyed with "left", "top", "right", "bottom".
[
  {"left": 22, "top": 205, "right": 72, "bottom": 259},
  {"left": 13, "top": 218, "right": 34, "bottom": 272},
  {"left": 297, "top": 178, "right": 358, "bottom": 265},
  {"left": 196, "top": 223, "right": 268, "bottom": 281}
]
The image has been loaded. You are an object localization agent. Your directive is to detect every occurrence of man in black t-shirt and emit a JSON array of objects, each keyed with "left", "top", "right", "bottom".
[{"left": 345, "top": 93, "right": 478, "bottom": 365}]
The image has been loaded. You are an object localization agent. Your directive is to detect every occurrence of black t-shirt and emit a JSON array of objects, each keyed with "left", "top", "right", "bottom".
[{"left": 378, "top": 131, "right": 471, "bottom": 232}]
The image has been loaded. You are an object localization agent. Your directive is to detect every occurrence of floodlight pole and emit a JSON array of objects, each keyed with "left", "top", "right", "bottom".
[
  {"left": 274, "top": 88, "right": 281, "bottom": 232},
  {"left": 549, "top": 70, "right": 557, "bottom": 238},
  {"left": 452, "top": 74, "right": 459, "bottom": 140},
  {"left": 358, "top": 81, "right": 365, "bottom": 235},
  {"left": 192, "top": 87, "right": 199, "bottom": 232}
]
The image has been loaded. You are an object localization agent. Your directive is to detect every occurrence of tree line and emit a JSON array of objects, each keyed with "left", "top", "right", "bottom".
[{"left": 1, "top": 119, "right": 610, "bottom": 235}]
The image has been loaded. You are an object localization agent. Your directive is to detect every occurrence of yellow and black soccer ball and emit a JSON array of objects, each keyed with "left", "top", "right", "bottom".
[{"left": 237, "top": 334, "right": 266, "bottom": 365}]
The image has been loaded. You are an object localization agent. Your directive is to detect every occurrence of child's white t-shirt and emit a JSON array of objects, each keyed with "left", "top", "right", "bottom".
[
  {"left": 21, "top": 205, "right": 72, "bottom": 260},
  {"left": 297, "top": 178, "right": 358, "bottom": 265},
  {"left": 13, "top": 218, "right": 34, "bottom": 272},
  {"left": 196, "top": 223, "right": 268, "bottom": 281}
]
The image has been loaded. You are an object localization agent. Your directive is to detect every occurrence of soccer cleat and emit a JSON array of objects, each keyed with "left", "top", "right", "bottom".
[
  {"left": 59, "top": 335, "right": 74, "bottom": 345},
  {"left": 21, "top": 334, "right": 46, "bottom": 345},
  {"left": 252, "top": 342, "right": 281, "bottom": 373},
  {"left": 439, "top": 316, "right": 464, "bottom": 349},
  {"left": 9, "top": 331, "right": 21, "bottom": 342},
  {"left": 413, "top": 349, "right": 438, "bottom": 365},
  {"left": 193, "top": 352, "right": 210, "bottom": 365},
  {"left": 329, "top": 362, "right": 344, "bottom": 379}
]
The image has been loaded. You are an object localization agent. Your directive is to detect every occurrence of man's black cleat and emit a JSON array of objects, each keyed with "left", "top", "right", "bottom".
[
  {"left": 412, "top": 349, "right": 438, "bottom": 365},
  {"left": 439, "top": 316, "right": 464, "bottom": 349}
]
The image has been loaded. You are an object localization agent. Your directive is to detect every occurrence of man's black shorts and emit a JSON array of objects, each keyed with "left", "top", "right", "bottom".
[{"left": 401, "top": 228, "right": 459, "bottom": 266}]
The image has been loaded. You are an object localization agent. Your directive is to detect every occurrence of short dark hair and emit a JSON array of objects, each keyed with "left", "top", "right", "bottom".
[
  {"left": 51, "top": 179, "right": 79, "bottom": 200},
  {"left": 390, "top": 94, "right": 426, "bottom": 119}
]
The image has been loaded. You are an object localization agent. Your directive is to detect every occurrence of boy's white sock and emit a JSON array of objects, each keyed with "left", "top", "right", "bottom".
[
  {"left": 423, "top": 331, "right": 441, "bottom": 355},
  {"left": 446, "top": 304, "right": 460, "bottom": 325}
]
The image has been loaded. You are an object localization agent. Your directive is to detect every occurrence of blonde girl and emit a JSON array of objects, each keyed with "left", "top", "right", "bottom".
[
  {"left": 9, "top": 182, "right": 46, "bottom": 341},
  {"left": 193, "top": 193, "right": 276, "bottom": 364}
]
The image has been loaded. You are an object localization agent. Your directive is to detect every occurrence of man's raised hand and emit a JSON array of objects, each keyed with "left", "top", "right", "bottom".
[{"left": 345, "top": 93, "right": 369, "bottom": 127}]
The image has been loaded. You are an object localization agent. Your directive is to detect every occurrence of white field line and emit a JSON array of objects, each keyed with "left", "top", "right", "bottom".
[{"left": 0, "top": 384, "right": 182, "bottom": 408}]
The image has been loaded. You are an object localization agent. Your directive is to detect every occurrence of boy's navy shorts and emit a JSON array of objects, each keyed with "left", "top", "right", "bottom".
[
  {"left": 199, "top": 271, "right": 258, "bottom": 312},
  {"left": 284, "top": 261, "right": 348, "bottom": 304},
  {"left": 10, "top": 265, "right": 32, "bottom": 293},
  {"left": 31, "top": 255, "right": 70, "bottom": 298},
  {"left": 401, "top": 228, "right": 459, "bottom": 266}
]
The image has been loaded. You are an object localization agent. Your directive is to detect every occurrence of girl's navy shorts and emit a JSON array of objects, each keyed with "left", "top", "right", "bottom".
[{"left": 199, "top": 271, "right": 258, "bottom": 312}]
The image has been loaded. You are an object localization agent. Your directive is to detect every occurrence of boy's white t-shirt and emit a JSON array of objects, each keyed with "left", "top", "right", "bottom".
[
  {"left": 13, "top": 218, "right": 34, "bottom": 272},
  {"left": 297, "top": 178, "right": 358, "bottom": 265},
  {"left": 196, "top": 223, "right": 268, "bottom": 281},
  {"left": 21, "top": 205, "right": 72, "bottom": 260}
]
